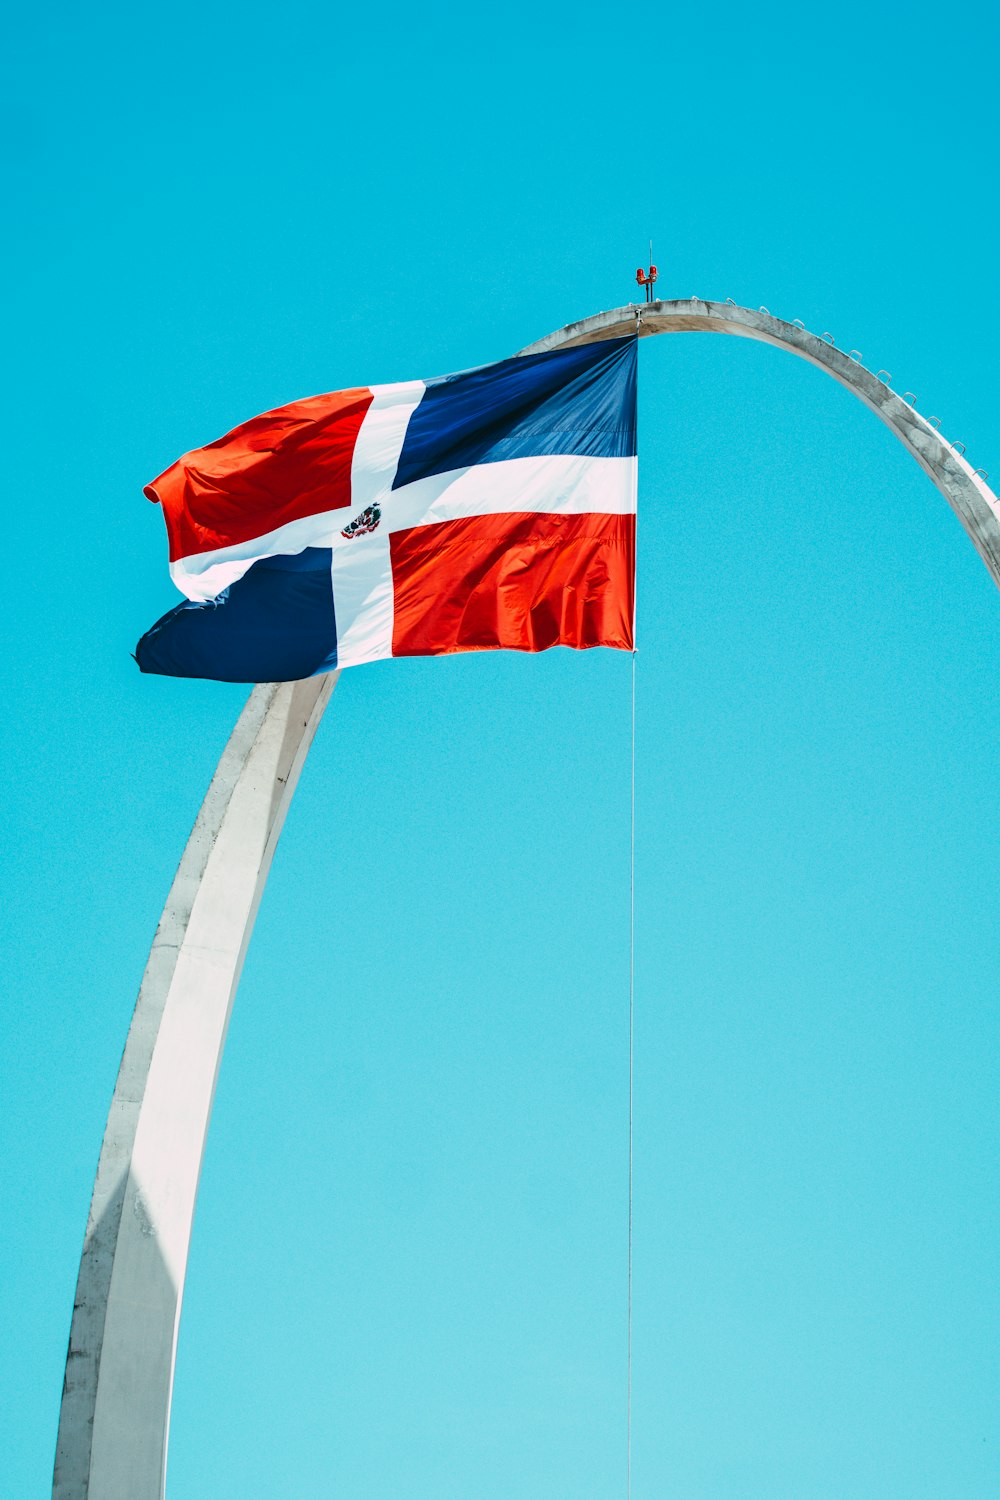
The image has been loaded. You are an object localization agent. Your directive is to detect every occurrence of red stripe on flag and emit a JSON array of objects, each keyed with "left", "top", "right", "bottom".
[
  {"left": 145, "top": 388, "right": 374, "bottom": 561},
  {"left": 389, "top": 510, "right": 635, "bottom": 657}
]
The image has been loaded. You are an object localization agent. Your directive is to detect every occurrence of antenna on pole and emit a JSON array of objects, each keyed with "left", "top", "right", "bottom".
[{"left": 635, "top": 241, "right": 658, "bottom": 304}]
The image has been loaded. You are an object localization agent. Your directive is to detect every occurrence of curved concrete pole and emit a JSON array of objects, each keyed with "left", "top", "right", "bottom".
[
  {"left": 519, "top": 300, "right": 1000, "bottom": 590},
  {"left": 54, "top": 300, "right": 1000, "bottom": 1500},
  {"left": 53, "top": 673, "right": 337, "bottom": 1500}
]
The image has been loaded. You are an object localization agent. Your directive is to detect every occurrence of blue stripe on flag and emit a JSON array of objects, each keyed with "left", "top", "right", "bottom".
[
  {"left": 135, "top": 548, "right": 338, "bottom": 683},
  {"left": 393, "top": 336, "right": 637, "bottom": 490}
]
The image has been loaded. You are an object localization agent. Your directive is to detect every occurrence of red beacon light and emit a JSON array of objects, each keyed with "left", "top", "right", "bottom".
[{"left": 636, "top": 261, "right": 658, "bottom": 302}]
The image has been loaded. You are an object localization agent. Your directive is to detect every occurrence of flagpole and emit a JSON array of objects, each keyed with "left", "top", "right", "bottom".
[
  {"left": 51, "top": 300, "right": 1000, "bottom": 1500},
  {"left": 52, "top": 673, "right": 337, "bottom": 1500}
]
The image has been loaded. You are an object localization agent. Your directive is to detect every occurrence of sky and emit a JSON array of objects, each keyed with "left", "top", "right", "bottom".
[{"left": 2, "top": 1, "right": 998, "bottom": 1496}]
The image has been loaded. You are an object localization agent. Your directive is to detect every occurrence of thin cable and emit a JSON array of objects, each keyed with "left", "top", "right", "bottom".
[{"left": 627, "top": 646, "right": 636, "bottom": 1500}]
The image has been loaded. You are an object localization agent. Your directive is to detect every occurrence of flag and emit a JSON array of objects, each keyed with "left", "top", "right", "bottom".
[{"left": 136, "top": 336, "right": 637, "bottom": 681}]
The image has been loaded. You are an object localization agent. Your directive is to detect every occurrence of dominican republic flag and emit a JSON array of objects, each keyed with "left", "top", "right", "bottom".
[{"left": 136, "top": 336, "right": 636, "bottom": 682}]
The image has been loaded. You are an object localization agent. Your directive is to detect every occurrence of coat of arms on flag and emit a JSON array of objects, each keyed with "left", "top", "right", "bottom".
[{"left": 136, "top": 336, "right": 637, "bottom": 682}]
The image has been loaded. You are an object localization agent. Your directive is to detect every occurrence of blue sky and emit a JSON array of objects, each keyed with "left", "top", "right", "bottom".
[{"left": 2, "top": 1, "right": 998, "bottom": 1496}]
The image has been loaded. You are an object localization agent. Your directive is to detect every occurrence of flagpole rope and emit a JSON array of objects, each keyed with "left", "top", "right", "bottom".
[{"left": 627, "top": 645, "right": 636, "bottom": 1500}]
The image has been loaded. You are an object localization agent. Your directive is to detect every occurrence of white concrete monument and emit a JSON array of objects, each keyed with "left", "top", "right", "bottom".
[{"left": 53, "top": 303, "right": 1000, "bottom": 1499}]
